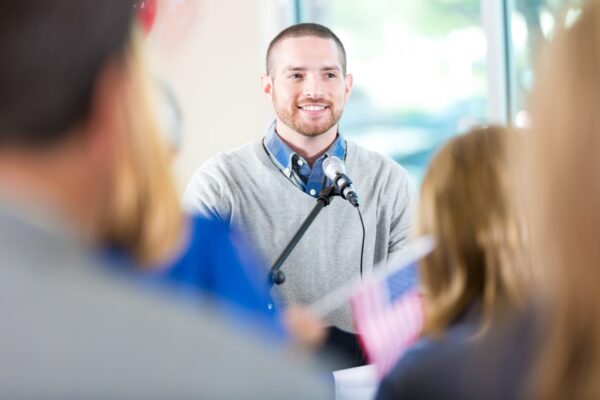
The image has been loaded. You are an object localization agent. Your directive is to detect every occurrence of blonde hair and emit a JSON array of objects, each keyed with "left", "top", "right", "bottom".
[
  {"left": 528, "top": 1, "right": 600, "bottom": 397},
  {"left": 99, "top": 29, "right": 183, "bottom": 266},
  {"left": 416, "top": 126, "right": 529, "bottom": 336}
]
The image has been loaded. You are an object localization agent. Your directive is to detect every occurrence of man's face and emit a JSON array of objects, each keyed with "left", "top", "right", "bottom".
[{"left": 265, "top": 36, "right": 352, "bottom": 137}]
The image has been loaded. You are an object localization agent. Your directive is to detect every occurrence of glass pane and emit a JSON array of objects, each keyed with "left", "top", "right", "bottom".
[
  {"left": 299, "top": 0, "right": 487, "bottom": 184},
  {"left": 510, "top": 0, "right": 585, "bottom": 126}
]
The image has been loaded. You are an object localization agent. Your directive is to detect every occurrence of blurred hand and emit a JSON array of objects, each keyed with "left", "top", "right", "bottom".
[{"left": 284, "top": 306, "right": 327, "bottom": 350}]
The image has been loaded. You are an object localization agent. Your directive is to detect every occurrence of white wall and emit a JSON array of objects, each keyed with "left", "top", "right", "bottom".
[{"left": 147, "top": 0, "right": 294, "bottom": 191}]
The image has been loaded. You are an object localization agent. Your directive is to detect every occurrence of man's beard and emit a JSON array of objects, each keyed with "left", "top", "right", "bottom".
[{"left": 272, "top": 91, "right": 343, "bottom": 137}]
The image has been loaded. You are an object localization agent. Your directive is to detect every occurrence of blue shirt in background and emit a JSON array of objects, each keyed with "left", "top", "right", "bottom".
[{"left": 107, "top": 215, "right": 286, "bottom": 341}]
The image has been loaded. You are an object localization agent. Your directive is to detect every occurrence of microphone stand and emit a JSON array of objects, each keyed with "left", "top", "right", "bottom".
[{"left": 269, "top": 185, "right": 340, "bottom": 287}]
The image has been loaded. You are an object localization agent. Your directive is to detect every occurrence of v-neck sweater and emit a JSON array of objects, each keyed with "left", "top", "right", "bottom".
[{"left": 183, "top": 139, "right": 414, "bottom": 332}]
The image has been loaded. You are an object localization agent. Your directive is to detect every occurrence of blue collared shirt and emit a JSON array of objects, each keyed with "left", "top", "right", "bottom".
[{"left": 263, "top": 121, "right": 347, "bottom": 198}]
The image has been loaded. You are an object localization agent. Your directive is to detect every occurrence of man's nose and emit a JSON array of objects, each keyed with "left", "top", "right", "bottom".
[{"left": 303, "top": 74, "right": 323, "bottom": 98}]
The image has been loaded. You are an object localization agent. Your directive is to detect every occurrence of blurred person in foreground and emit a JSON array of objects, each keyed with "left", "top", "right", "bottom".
[
  {"left": 526, "top": 0, "right": 600, "bottom": 397},
  {"left": 102, "top": 31, "right": 283, "bottom": 336},
  {"left": 0, "top": 1, "right": 329, "bottom": 398},
  {"left": 382, "top": 2, "right": 600, "bottom": 397},
  {"left": 101, "top": 31, "right": 325, "bottom": 348},
  {"left": 376, "top": 126, "right": 533, "bottom": 399}
]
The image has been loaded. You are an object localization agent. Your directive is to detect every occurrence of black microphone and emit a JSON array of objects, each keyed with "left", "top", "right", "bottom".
[{"left": 323, "top": 156, "right": 360, "bottom": 207}]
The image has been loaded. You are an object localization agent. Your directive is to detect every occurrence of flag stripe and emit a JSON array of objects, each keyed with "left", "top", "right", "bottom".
[{"left": 351, "top": 261, "right": 424, "bottom": 378}]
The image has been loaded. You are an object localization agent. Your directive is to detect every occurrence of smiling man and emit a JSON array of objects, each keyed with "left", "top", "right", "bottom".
[{"left": 184, "top": 23, "right": 413, "bottom": 367}]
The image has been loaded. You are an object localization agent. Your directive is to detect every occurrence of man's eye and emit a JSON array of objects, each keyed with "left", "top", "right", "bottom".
[
  {"left": 326, "top": 73, "right": 337, "bottom": 78},
  {"left": 289, "top": 73, "right": 302, "bottom": 79}
]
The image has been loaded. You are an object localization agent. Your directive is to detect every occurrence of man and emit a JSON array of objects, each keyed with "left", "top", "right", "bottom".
[
  {"left": 184, "top": 23, "right": 413, "bottom": 366},
  {"left": 0, "top": 2, "right": 328, "bottom": 397}
]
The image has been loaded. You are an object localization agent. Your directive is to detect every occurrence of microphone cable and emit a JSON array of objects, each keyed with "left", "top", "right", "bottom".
[{"left": 357, "top": 206, "right": 365, "bottom": 279}]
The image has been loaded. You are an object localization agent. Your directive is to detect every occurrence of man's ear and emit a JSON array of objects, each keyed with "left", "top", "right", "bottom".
[
  {"left": 344, "top": 73, "right": 353, "bottom": 102},
  {"left": 261, "top": 74, "right": 274, "bottom": 99}
]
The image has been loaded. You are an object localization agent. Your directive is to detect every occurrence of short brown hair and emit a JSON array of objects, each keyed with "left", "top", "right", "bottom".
[{"left": 266, "top": 23, "right": 347, "bottom": 76}]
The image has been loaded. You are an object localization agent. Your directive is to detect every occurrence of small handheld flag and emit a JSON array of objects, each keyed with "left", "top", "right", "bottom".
[{"left": 351, "top": 261, "right": 423, "bottom": 376}]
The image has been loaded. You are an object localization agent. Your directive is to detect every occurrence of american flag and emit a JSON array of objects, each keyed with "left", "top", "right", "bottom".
[{"left": 351, "top": 261, "right": 424, "bottom": 377}]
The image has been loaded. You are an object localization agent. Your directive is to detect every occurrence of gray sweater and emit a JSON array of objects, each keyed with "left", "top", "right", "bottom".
[{"left": 183, "top": 139, "right": 413, "bottom": 332}]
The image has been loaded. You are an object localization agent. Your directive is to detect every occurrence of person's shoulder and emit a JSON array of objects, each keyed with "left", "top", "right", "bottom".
[
  {"left": 163, "top": 215, "right": 234, "bottom": 278},
  {"left": 377, "top": 318, "right": 485, "bottom": 399},
  {"left": 376, "top": 337, "right": 445, "bottom": 399},
  {"left": 345, "top": 140, "right": 409, "bottom": 181},
  {"left": 390, "top": 336, "right": 449, "bottom": 377},
  {"left": 188, "top": 214, "right": 231, "bottom": 242},
  {"left": 379, "top": 335, "right": 472, "bottom": 399},
  {"left": 186, "top": 140, "right": 264, "bottom": 190},
  {"left": 199, "top": 139, "right": 263, "bottom": 171}
]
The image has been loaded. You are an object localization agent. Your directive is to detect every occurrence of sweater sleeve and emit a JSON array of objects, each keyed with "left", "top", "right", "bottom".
[{"left": 182, "top": 159, "right": 233, "bottom": 224}]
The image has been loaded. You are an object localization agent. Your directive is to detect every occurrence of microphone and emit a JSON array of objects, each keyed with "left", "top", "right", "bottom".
[{"left": 323, "top": 156, "right": 360, "bottom": 207}]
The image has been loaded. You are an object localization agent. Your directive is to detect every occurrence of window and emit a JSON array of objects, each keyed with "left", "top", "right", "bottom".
[
  {"left": 510, "top": 0, "right": 584, "bottom": 126},
  {"left": 298, "top": 0, "right": 488, "bottom": 184},
  {"left": 297, "top": 0, "right": 587, "bottom": 183}
]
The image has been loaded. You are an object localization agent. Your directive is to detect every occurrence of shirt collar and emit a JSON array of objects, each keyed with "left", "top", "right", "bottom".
[{"left": 264, "top": 120, "right": 347, "bottom": 172}]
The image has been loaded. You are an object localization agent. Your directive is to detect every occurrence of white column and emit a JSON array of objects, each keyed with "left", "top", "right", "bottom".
[{"left": 481, "top": 0, "right": 512, "bottom": 124}]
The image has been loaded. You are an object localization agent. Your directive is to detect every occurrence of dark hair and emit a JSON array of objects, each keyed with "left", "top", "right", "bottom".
[
  {"left": 266, "top": 23, "right": 347, "bottom": 76},
  {"left": 0, "top": 0, "right": 135, "bottom": 148}
]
